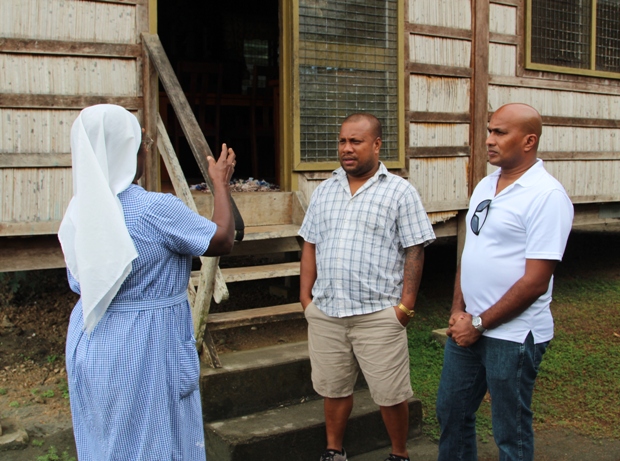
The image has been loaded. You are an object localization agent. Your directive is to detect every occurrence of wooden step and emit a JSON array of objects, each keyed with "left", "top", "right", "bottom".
[
  {"left": 242, "top": 224, "right": 301, "bottom": 241},
  {"left": 207, "top": 303, "right": 303, "bottom": 331},
  {"left": 191, "top": 261, "right": 300, "bottom": 285}
]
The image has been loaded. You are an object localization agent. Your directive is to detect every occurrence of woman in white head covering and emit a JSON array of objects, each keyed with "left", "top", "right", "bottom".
[{"left": 59, "top": 104, "right": 235, "bottom": 461}]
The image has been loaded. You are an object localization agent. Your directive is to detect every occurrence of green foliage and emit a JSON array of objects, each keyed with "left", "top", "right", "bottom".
[
  {"left": 36, "top": 446, "right": 76, "bottom": 461},
  {"left": 0, "top": 387, "right": 7, "bottom": 395},
  {"left": 58, "top": 379, "right": 70, "bottom": 399},
  {"left": 47, "top": 355, "right": 59, "bottom": 364},
  {"left": 41, "top": 389, "right": 55, "bottom": 398},
  {"left": 9, "top": 401, "right": 20, "bottom": 408},
  {"left": 409, "top": 265, "right": 620, "bottom": 441},
  {"left": 31, "top": 439, "right": 45, "bottom": 447}
]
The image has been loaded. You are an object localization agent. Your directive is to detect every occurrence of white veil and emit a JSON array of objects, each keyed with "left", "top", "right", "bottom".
[{"left": 58, "top": 104, "right": 140, "bottom": 333}]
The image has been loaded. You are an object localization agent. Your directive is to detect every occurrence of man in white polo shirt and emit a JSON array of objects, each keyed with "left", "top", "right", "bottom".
[{"left": 436, "top": 103, "right": 574, "bottom": 461}]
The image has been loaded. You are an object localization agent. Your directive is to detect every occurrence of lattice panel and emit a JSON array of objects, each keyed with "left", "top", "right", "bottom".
[
  {"left": 531, "top": 0, "right": 591, "bottom": 69},
  {"left": 298, "top": 0, "right": 398, "bottom": 163}
]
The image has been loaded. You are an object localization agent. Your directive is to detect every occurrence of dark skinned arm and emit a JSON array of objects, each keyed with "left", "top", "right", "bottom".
[
  {"left": 203, "top": 144, "right": 236, "bottom": 256},
  {"left": 299, "top": 241, "right": 317, "bottom": 310},
  {"left": 394, "top": 244, "right": 425, "bottom": 326}
]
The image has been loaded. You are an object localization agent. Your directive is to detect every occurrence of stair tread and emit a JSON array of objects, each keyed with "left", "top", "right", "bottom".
[
  {"left": 207, "top": 388, "right": 388, "bottom": 438},
  {"left": 192, "top": 261, "right": 300, "bottom": 285},
  {"left": 202, "top": 341, "right": 309, "bottom": 375},
  {"left": 241, "top": 223, "right": 301, "bottom": 241},
  {"left": 207, "top": 302, "right": 304, "bottom": 330}
]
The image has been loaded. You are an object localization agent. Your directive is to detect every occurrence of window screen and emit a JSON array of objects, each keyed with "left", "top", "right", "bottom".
[
  {"left": 298, "top": 0, "right": 399, "bottom": 163},
  {"left": 529, "top": 0, "right": 620, "bottom": 76},
  {"left": 596, "top": 0, "right": 620, "bottom": 73},
  {"left": 531, "top": 0, "right": 591, "bottom": 69}
]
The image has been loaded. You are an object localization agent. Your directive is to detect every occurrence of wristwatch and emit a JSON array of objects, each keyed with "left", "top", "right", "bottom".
[{"left": 472, "top": 316, "right": 486, "bottom": 333}]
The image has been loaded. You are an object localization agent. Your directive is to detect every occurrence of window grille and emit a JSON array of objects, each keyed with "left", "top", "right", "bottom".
[
  {"left": 527, "top": 0, "right": 620, "bottom": 78},
  {"left": 596, "top": 0, "right": 620, "bottom": 73},
  {"left": 298, "top": 0, "right": 399, "bottom": 164}
]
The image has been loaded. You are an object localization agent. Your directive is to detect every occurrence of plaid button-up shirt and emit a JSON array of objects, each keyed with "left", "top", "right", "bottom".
[{"left": 299, "top": 163, "right": 435, "bottom": 317}]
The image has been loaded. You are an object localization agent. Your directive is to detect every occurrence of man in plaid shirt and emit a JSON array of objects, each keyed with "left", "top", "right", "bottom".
[{"left": 299, "top": 113, "right": 435, "bottom": 461}]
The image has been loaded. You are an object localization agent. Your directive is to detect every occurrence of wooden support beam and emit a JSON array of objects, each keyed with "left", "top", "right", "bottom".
[{"left": 470, "top": 0, "right": 490, "bottom": 192}]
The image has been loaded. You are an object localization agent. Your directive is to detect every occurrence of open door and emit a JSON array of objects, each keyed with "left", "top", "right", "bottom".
[{"left": 157, "top": 0, "right": 281, "bottom": 188}]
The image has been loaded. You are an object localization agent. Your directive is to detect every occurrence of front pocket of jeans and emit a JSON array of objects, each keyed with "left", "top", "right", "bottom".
[{"left": 178, "top": 337, "right": 200, "bottom": 399}]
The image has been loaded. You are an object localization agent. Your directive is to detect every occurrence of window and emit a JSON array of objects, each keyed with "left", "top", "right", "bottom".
[
  {"left": 526, "top": 0, "right": 620, "bottom": 78},
  {"left": 295, "top": 0, "right": 402, "bottom": 168}
]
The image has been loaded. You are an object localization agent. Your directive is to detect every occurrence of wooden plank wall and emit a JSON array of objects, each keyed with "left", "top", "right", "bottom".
[
  {"left": 405, "top": 0, "right": 472, "bottom": 215},
  {"left": 487, "top": 0, "right": 620, "bottom": 204},
  {"left": 0, "top": 0, "right": 148, "bottom": 238}
]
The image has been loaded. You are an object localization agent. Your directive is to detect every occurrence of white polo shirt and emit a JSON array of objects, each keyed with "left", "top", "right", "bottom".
[{"left": 461, "top": 159, "right": 574, "bottom": 344}]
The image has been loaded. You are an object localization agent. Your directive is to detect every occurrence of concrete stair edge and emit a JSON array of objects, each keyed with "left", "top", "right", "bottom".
[{"left": 205, "top": 388, "right": 422, "bottom": 461}]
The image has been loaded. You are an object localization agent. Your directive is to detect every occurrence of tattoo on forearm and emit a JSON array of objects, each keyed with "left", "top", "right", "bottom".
[{"left": 403, "top": 245, "right": 424, "bottom": 297}]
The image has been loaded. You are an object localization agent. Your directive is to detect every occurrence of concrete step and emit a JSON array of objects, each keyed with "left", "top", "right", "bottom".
[
  {"left": 192, "top": 261, "right": 300, "bottom": 286},
  {"left": 200, "top": 341, "right": 315, "bottom": 423},
  {"left": 205, "top": 388, "right": 422, "bottom": 461},
  {"left": 206, "top": 302, "right": 304, "bottom": 331}
]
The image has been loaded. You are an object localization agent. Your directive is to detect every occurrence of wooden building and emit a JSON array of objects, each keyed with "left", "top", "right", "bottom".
[{"left": 1, "top": 0, "right": 620, "bottom": 274}]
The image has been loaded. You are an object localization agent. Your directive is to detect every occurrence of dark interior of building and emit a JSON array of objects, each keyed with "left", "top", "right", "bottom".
[{"left": 158, "top": 0, "right": 280, "bottom": 187}]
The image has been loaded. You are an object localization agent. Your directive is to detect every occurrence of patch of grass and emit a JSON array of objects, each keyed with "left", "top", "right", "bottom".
[
  {"left": 31, "top": 439, "right": 45, "bottom": 447},
  {"left": 47, "top": 354, "right": 59, "bottom": 364},
  {"left": 533, "top": 276, "right": 620, "bottom": 439},
  {"left": 0, "top": 387, "right": 7, "bottom": 395},
  {"left": 9, "top": 400, "right": 20, "bottom": 408},
  {"left": 407, "top": 296, "right": 493, "bottom": 442},
  {"left": 408, "top": 237, "right": 620, "bottom": 441},
  {"left": 36, "top": 446, "right": 76, "bottom": 461},
  {"left": 58, "top": 379, "right": 69, "bottom": 399},
  {"left": 41, "top": 389, "right": 55, "bottom": 398}
]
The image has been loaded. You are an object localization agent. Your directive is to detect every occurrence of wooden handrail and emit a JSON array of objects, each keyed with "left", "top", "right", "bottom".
[{"left": 142, "top": 33, "right": 245, "bottom": 242}]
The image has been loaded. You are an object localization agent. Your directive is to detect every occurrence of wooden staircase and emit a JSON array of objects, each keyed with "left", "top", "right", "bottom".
[
  {"left": 190, "top": 191, "right": 306, "bottom": 341},
  {"left": 142, "top": 33, "right": 424, "bottom": 460}
]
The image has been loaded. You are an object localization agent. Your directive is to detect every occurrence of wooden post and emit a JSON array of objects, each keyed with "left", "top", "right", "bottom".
[{"left": 470, "top": 0, "right": 490, "bottom": 193}]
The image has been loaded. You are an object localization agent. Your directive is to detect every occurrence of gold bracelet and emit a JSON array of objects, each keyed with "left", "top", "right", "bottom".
[{"left": 397, "top": 303, "right": 415, "bottom": 318}]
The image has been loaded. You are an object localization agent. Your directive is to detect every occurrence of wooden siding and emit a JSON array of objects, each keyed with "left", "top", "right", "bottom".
[
  {"left": 489, "top": 4, "right": 516, "bottom": 35},
  {"left": 539, "top": 127, "right": 620, "bottom": 152},
  {"left": 0, "top": 0, "right": 136, "bottom": 43},
  {"left": 0, "top": 110, "right": 77, "bottom": 152},
  {"left": 544, "top": 161, "right": 620, "bottom": 203},
  {"left": 409, "top": 75, "right": 470, "bottom": 113},
  {"left": 0, "top": 0, "right": 146, "bottom": 238},
  {"left": 488, "top": 86, "right": 620, "bottom": 119},
  {"left": 408, "top": 0, "right": 471, "bottom": 30},
  {"left": 1, "top": 168, "right": 72, "bottom": 235},
  {"left": 409, "top": 157, "right": 470, "bottom": 212},
  {"left": 405, "top": 0, "right": 475, "bottom": 216},
  {"left": 409, "top": 123, "right": 469, "bottom": 148},
  {"left": 409, "top": 35, "right": 471, "bottom": 68},
  {"left": 489, "top": 44, "right": 516, "bottom": 76},
  {"left": 0, "top": 55, "right": 138, "bottom": 96}
]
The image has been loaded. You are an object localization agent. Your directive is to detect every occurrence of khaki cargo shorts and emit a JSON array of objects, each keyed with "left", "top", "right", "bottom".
[{"left": 304, "top": 302, "right": 413, "bottom": 407}]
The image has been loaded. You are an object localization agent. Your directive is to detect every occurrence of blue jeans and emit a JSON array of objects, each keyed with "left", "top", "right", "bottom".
[{"left": 436, "top": 333, "right": 548, "bottom": 461}]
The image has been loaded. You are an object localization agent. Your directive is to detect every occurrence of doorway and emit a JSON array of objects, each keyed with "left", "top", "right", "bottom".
[{"left": 157, "top": 0, "right": 280, "bottom": 187}]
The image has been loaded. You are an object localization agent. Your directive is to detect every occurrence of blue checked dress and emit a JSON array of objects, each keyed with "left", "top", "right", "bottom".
[{"left": 65, "top": 184, "right": 216, "bottom": 461}]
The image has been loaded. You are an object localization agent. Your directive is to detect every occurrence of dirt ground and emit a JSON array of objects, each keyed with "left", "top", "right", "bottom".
[{"left": 1, "top": 225, "right": 619, "bottom": 460}]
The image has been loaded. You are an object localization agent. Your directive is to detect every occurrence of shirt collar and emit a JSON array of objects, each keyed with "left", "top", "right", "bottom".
[
  {"left": 491, "top": 158, "right": 545, "bottom": 189},
  {"left": 333, "top": 162, "right": 388, "bottom": 193},
  {"left": 333, "top": 161, "right": 388, "bottom": 179}
]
